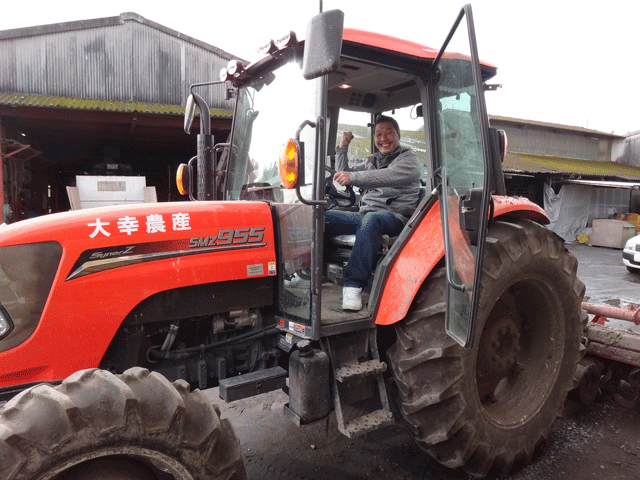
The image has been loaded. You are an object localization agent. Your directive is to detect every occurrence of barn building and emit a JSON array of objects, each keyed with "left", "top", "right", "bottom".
[
  {"left": 0, "top": 12, "right": 238, "bottom": 220},
  {"left": 492, "top": 115, "right": 640, "bottom": 242}
]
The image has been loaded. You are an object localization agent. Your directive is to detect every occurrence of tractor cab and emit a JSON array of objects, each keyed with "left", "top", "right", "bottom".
[
  {"left": 177, "top": 5, "right": 506, "bottom": 437},
  {"left": 181, "top": 6, "right": 497, "bottom": 348}
]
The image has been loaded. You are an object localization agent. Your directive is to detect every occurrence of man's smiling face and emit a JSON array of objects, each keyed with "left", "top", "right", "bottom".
[{"left": 374, "top": 122, "right": 400, "bottom": 155}]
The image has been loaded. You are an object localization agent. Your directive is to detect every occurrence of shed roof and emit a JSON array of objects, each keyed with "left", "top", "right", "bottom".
[
  {"left": 0, "top": 12, "right": 236, "bottom": 60},
  {"left": 504, "top": 152, "right": 640, "bottom": 180},
  {"left": 0, "top": 12, "right": 238, "bottom": 110},
  {"left": 0, "top": 93, "right": 232, "bottom": 118},
  {"left": 490, "top": 115, "right": 623, "bottom": 139}
]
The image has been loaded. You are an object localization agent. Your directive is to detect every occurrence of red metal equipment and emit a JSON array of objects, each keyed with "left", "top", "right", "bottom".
[
  {"left": 579, "top": 302, "right": 640, "bottom": 407},
  {"left": 583, "top": 302, "right": 640, "bottom": 326},
  {"left": 582, "top": 301, "right": 640, "bottom": 368}
]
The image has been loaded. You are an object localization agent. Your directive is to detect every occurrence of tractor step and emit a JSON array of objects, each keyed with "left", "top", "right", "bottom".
[
  {"left": 335, "top": 360, "right": 386, "bottom": 382},
  {"left": 341, "top": 409, "right": 395, "bottom": 438},
  {"left": 325, "top": 329, "right": 395, "bottom": 439}
]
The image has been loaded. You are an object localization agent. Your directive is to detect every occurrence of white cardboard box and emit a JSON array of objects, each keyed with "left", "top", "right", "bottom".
[{"left": 591, "top": 219, "right": 636, "bottom": 249}]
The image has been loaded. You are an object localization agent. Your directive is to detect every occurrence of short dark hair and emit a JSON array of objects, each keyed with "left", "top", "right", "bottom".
[{"left": 375, "top": 115, "right": 400, "bottom": 138}]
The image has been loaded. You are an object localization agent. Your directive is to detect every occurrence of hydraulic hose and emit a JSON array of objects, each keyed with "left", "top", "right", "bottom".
[
  {"left": 160, "top": 322, "right": 180, "bottom": 351},
  {"left": 148, "top": 324, "right": 278, "bottom": 361}
]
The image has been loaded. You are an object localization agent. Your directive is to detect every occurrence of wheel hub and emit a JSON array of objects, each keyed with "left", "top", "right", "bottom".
[{"left": 477, "top": 314, "right": 521, "bottom": 401}]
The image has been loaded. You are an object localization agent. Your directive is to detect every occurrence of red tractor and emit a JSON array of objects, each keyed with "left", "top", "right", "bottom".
[{"left": 0, "top": 6, "right": 585, "bottom": 479}]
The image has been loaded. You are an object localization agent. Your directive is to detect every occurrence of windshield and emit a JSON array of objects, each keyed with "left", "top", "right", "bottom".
[
  {"left": 336, "top": 108, "right": 429, "bottom": 185},
  {"left": 225, "top": 61, "right": 319, "bottom": 202},
  {"left": 224, "top": 59, "right": 321, "bottom": 324}
]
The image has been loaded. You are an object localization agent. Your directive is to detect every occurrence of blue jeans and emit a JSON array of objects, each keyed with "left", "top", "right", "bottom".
[{"left": 325, "top": 209, "right": 405, "bottom": 289}]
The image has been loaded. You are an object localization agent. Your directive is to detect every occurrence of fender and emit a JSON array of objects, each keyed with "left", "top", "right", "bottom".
[{"left": 374, "top": 195, "right": 549, "bottom": 326}]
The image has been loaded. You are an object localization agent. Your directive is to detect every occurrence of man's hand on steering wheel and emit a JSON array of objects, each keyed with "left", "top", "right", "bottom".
[
  {"left": 325, "top": 165, "right": 356, "bottom": 208},
  {"left": 333, "top": 170, "right": 351, "bottom": 186}
]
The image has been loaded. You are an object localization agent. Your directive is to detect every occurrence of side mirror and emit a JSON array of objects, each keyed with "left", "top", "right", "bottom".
[
  {"left": 488, "top": 128, "right": 507, "bottom": 196},
  {"left": 183, "top": 92, "right": 211, "bottom": 135},
  {"left": 302, "top": 9, "right": 344, "bottom": 80},
  {"left": 184, "top": 94, "right": 197, "bottom": 134},
  {"left": 496, "top": 129, "right": 507, "bottom": 162}
]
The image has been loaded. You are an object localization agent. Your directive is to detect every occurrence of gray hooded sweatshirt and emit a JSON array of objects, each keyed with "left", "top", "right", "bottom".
[{"left": 335, "top": 145, "right": 421, "bottom": 223}]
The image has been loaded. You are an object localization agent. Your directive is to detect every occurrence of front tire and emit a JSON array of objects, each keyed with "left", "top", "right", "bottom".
[
  {"left": 626, "top": 265, "right": 640, "bottom": 274},
  {"left": 388, "top": 218, "right": 587, "bottom": 477},
  {"left": 0, "top": 367, "right": 245, "bottom": 480}
]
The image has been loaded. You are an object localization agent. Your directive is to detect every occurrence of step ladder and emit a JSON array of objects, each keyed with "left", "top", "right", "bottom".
[{"left": 324, "top": 329, "right": 395, "bottom": 438}]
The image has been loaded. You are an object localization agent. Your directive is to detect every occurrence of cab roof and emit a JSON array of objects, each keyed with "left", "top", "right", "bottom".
[
  {"left": 342, "top": 28, "right": 497, "bottom": 74},
  {"left": 237, "top": 27, "right": 497, "bottom": 114},
  {"left": 344, "top": 28, "right": 440, "bottom": 59},
  {"left": 326, "top": 28, "right": 496, "bottom": 113}
]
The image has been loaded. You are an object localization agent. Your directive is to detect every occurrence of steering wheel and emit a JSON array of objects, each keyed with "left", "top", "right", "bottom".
[{"left": 324, "top": 165, "right": 356, "bottom": 208}]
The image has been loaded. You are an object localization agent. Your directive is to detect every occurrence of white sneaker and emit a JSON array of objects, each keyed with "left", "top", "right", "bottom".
[{"left": 342, "top": 286, "right": 363, "bottom": 311}]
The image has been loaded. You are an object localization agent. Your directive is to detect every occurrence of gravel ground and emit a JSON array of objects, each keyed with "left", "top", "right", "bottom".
[{"left": 204, "top": 387, "right": 640, "bottom": 480}]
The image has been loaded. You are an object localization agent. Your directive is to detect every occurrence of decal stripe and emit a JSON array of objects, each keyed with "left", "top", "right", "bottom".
[{"left": 66, "top": 242, "right": 266, "bottom": 281}]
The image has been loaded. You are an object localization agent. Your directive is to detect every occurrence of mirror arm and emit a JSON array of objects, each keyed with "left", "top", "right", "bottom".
[
  {"left": 295, "top": 186, "right": 328, "bottom": 206},
  {"left": 186, "top": 157, "right": 197, "bottom": 201},
  {"left": 190, "top": 92, "right": 211, "bottom": 135},
  {"left": 296, "top": 120, "right": 316, "bottom": 141}
]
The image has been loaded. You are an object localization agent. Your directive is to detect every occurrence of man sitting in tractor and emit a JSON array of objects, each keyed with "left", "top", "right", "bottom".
[{"left": 326, "top": 115, "right": 421, "bottom": 311}]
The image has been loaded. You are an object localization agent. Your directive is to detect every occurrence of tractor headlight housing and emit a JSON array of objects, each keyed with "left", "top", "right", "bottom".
[
  {"left": 0, "top": 304, "right": 13, "bottom": 340},
  {"left": 0, "top": 241, "right": 62, "bottom": 352},
  {"left": 279, "top": 138, "right": 300, "bottom": 189}
]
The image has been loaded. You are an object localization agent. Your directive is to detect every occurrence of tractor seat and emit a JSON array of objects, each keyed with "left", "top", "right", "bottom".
[
  {"left": 332, "top": 234, "right": 396, "bottom": 255},
  {"left": 325, "top": 234, "right": 396, "bottom": 286}
]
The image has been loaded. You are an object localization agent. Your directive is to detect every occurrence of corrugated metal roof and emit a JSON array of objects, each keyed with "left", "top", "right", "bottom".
[
  {"left": 0, "top": 12, "right": 237, "bottom": 111},
  {"left": 0, "top": 92, "right": 232, "bottom": 118},
  {"left": 490, "top": 114, "right": 623, "bottom": 138},
  {"left": 0, "top": 12, "right": 238, "bottom": 61},
  {"left": 504, "top": 152, "right": 640, "bottom": 179}
]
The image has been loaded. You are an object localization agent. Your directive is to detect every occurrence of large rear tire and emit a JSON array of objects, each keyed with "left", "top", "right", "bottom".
[
  {"left": 0, "top": 367, "right": 245, "bottom": 480},
  {"left": 388, "top": 218, "right": 587, "bottom": 477}
]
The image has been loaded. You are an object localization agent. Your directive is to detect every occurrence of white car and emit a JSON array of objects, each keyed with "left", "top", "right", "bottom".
[{"left": 623, "top": 234, "right": 640, "bottom": 273}]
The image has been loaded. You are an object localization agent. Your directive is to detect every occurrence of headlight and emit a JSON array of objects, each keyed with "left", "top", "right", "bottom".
[
  {"left": 226, "top": 59, "right": 244, "bottom": 76},
  {"left": 0, "top": 305, "right": 13, "bottom": 340}
]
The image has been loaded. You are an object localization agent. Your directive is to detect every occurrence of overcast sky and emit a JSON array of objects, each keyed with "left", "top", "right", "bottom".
[{"left": 1, "top": 1, "right": 639, "bottom": 135}]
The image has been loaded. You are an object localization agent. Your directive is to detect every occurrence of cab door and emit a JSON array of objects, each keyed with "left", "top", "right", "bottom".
[{"left": 431, "top": 5, "right": 493, "bottom": 348}]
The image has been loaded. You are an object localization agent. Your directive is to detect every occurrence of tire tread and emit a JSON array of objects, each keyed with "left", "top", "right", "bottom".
[
  {"left": 388, "top": 218, "right": 587, "bottom": 477},
  {"left": 0, "top": 368, "right": 246, "bottom": 480}
]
